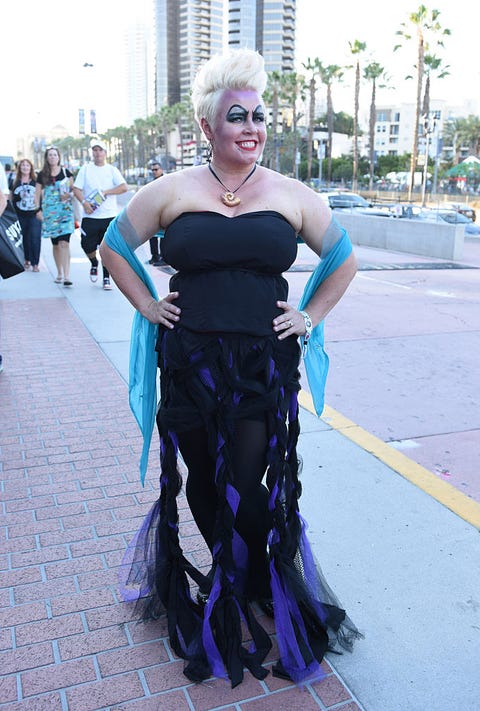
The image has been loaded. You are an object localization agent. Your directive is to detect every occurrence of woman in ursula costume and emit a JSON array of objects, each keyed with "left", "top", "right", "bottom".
[{"left": 99, "top": 48, "right": 361, "bottom": 688}]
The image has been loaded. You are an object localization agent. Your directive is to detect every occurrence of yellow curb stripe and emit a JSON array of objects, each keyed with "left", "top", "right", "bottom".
[{"left": 298, "top": 390, "right": 480, "bottom": 529}]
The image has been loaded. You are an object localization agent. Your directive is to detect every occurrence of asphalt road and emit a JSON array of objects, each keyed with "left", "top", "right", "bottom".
[{"left": 287, "top": 236, "right": 480, "bottom": 504}]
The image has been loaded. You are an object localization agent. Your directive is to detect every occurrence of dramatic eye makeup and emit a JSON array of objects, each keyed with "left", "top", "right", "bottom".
[
  {"left": 225, "top": 104, "right": 265, "bottom": 123},
  {"left": 226, "top": 105, "right": 248, "bottom": 122},
  {"left": 252, "top": 106, "right": 265, "bottom": 122}
]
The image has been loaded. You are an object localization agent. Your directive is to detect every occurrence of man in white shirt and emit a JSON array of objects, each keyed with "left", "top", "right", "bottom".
[{"left": 73, "top": 140, "right": 127, "bottom": 290}]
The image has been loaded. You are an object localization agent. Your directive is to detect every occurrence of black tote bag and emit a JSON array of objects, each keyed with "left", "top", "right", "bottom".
[{"left": 0, "top": 202, "right": 25, "bottom": 279}]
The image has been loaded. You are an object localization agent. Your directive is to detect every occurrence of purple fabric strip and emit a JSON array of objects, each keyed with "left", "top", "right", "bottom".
[
  {"left": 226, "top": 483, "right": 240, "bottom": 516},
  {"left": 289, "top": 390, "right": 297, "bottom": 422},
  {"left": 269, "top": 563, "right": 306, "bottom": 669},
  {"left": 270, "top": 559, "right": 320, "bottom": 682},
  {"left": 168, "top": 429, "right": 179, "bottom": 451},
  {"left": 199, "top": 366, "right": 216, "bottom": 391},
  {"left": 231, "top": 529, "right": 248, "bottom": 588},
  {"left": 268, "top": 357, "right": 275, "bottom": 385},
  {"left": 268, "top": 481, "right": 279, "bottom": 511},
  {"left": 202, "top": 570, "right": 227, "bottom": 679},
  {"left": 215, "top": 451, "right": 224, "bottom": 480}
]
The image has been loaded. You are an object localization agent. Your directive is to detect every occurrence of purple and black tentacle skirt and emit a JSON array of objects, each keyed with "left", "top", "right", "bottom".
[{"left": 119, "top": 327, "right": 362, "bottom": 687}]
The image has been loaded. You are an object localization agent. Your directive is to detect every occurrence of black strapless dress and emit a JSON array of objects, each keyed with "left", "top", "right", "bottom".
[{"left": 119, "top": 211, "right": 361, "bottom": 687}]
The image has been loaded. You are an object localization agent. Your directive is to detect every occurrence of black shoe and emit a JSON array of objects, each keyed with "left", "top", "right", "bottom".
[
  {"left": 148, "top": 256, "right": 160, "bottom": 265},
  {"left": 152, "top": 258, "right": 167, "bottom": 266}
]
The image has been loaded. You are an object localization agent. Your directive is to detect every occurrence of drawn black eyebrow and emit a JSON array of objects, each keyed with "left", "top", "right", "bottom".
[
  {"left": 226, "top": 105, "right": 248, "bottom": 118},
  {"left": 252, "top": 105, "right": 265, "bottom": 118}
]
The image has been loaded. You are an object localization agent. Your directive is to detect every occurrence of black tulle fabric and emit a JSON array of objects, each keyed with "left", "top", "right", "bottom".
[{"left": 119, "top": 326, "right": 362, "bottom": 687}]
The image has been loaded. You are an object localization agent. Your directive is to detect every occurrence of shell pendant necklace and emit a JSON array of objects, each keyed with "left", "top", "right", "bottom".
[{"left": 208, "top": 163, "right": 257, "bottom": 207}]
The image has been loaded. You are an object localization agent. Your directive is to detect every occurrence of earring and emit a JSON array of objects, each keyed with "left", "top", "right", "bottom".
[{"left": 205, "top": 142, "right": 212, "bottom": 163}]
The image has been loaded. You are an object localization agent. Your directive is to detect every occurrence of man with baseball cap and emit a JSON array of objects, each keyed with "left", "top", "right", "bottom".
[{"left": 73, "top": 138, "right": 127, "bottom": 290}]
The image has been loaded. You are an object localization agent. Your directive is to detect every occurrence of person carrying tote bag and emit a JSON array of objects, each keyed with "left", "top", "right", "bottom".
[{"left": 0, "top": 200, "right": 25, "bottom": 279}]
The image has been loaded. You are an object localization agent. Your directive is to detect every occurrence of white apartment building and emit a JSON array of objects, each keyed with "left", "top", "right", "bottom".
[
  {"left": 371, "top": 98, "right": 477, "bottom": 163},
  {"left": 373, "top": 100, "right": 446, "bottom": 160}
]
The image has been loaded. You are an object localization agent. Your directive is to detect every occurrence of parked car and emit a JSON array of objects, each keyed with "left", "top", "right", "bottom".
[
  {"left": 413, "top": 209, "right": 480, "bottom": 236},
  {"left": 318, "top": 191, "right": 393, "bottom": 217},
  {"left": 386, "top": 203, "right": 422, "bottom": 218},
  {"left": 442, "top": 202, "right": 476, "bottom": 222}
]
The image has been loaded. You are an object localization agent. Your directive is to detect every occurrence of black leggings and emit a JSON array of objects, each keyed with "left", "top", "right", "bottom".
[{"left": 178, "top": 418, "right": 272, "bottom": 599}]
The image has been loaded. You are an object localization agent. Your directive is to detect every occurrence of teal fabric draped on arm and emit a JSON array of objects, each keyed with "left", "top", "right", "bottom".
[
  {"left": 104, "top": 209, "right": 159, "bottom": 485},
  {"left": 298, "top": 218, "right": 353, "bottom": 416}
]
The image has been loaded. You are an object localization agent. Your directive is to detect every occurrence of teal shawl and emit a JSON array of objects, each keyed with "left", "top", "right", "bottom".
[
  {"left": 104, "top": 210, "right": 159, "bottom": 485},
  {"left": 298, "top": 221, "right": 352, "bottom": 416}
]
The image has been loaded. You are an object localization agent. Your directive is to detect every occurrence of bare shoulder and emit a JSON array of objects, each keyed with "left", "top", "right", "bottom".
[
  {"left": 126, "top": 165, "right": 213, "bottom": 237},
  {"left": 257, "top": 168, "right": 330, "bottom": 237}
]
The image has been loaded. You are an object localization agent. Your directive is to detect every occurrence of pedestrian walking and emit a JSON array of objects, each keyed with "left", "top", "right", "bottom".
[
  {"left": 35, "top": 146, "right": 74, "bottom": 286},
  {"left": 147, "top": 161, "right": 165, "bottom": 266},
  {"left": 100, "top": 48, "right": 361, "bottom": 687},
  {"left": 73, "top": 139, "right": 127, "bottom": 290},
  {"left": 10, "top": 159, "right": 42, "bottom": 271}
]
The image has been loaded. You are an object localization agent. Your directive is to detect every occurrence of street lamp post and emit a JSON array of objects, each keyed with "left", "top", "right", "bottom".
[
  {"left": 317, "top": 141, "right": 325, "bottom": 185},
  {"left": 421, "top": 115, "right": 436, "bottom": 208}
]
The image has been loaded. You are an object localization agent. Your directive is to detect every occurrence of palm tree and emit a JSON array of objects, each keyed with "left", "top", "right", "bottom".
[
  {"left": 169, "top": 100, "right": 195, "bottom": 169},
  {"left": 302, "top": 58, "right": 323, "bottom": 181},
  {"left": 348, "top": 40, "right": 367, "bottom": 191},
  {"left": 156, "top": 105, "right": 177, "bottom": 170},
  {"left": 265, "top": 71, "right": 283, "bottom": 171},
  {"left": 421, "top": 53, "right": 449, "bottom": 118},
  {"left": 280, "top": 72, "right": 306, "bottom": 178},
  {"left": 363, "top": 61, "right": 387, "bottom": 191},
  {"left": 144, "top": 114, "right": 161, "bottom": 162},
  {"left": 463, "top": 115, "right": 480, "bottom": 157},
  {"left": 446, "top": 116, "right": 480, "bottom": 161},
  {"left": 394, "top": 4, "right": 451, "bottom": 200},
  {"left": 318, "top": 64, "right": 344, "bottom": 183},
  {"left": 132, "top": 118, "right": 149, "bottom": 172}
]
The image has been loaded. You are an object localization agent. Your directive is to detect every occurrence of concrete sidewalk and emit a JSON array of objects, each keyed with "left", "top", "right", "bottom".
[{"left": 1, "top": 233, "right": 479, "bottom": 710}]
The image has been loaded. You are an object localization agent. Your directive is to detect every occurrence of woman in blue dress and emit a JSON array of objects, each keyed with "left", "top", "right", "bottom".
[{"left": 35, "top": 146, "right": 74, "bottom": 286}]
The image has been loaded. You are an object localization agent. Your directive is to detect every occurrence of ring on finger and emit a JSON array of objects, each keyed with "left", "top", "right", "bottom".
[{"left": 288, "top": 319, "right": 293, "bottom": 327}]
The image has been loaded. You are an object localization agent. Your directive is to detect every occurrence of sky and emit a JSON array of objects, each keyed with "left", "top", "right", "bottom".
[{"left": 1, "top": 0, "right": 478, "bottom": 157}]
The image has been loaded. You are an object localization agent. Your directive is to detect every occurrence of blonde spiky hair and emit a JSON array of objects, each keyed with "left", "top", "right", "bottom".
[{"left": 191, "top": 48, "right": 267, "bottom": 129}]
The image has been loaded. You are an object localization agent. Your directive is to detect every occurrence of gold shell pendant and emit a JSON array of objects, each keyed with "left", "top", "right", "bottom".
[{"left": 221, "top": 191, "right": 241, "bottom": 207}]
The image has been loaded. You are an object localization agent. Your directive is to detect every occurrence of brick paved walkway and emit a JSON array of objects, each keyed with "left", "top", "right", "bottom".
[{"left": 0, "top": 295, "right": 363, "bottom": 710}]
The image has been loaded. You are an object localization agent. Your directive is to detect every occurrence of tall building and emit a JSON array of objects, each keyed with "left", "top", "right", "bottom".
[
  {"left": 125, "top": 21, "right": 155, "bottom": 125},
  {"left": 227, "top": 0, "right": 296, "bottom": 72},
  {"left": 154, "top": 0, "right": 224, "bottom": 110}
]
